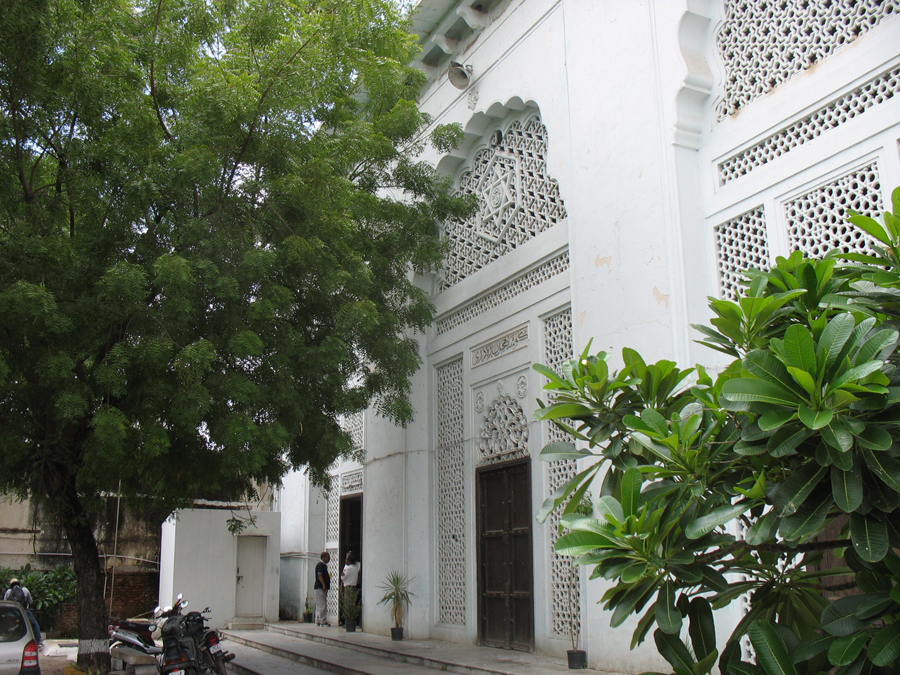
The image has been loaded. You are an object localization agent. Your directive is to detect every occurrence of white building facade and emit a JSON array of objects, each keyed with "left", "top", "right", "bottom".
[{"left": 279, "top": 1, "right": 900, "bottom": 672}]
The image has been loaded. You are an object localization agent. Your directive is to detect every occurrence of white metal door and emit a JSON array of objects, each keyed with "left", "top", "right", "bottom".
[{"left": 235, "top": 535, "right": 266, "bottom": 617}]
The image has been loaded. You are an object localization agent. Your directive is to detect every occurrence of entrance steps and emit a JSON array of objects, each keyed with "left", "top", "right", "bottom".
[{"left": 222, "top": 622, "right": 619, "bottom": 675}]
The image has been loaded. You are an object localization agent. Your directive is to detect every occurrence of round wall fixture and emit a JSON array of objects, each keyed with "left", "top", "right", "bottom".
[{"left": 448, "top": 62, "right": 473, "bottom": 89}]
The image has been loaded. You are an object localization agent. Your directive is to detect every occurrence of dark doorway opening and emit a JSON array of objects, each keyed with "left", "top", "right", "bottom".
[
  {"left": 477, "top": 459, "right": 534, "bottom": 652},
  {"left": 339, "top": 495, "right": 363, "bottom": 624}
]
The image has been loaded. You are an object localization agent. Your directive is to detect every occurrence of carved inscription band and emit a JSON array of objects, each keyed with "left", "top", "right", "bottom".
[{"left": 471, "top": 325, "right": 529, "bottom": 367}]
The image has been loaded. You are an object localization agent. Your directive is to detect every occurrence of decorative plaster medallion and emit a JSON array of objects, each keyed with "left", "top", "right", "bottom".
[
  {"left": 474, "top": 390, "right": 485, "bottom": 412},
  {"left": 471, "top": 325, "right": 529, "bottom": 367},
  {"left": 516, "top": 375, "right": 528, "bottom": 399},
  {"left": 467, "top": 87, "right": 479, "bottom": 110},
  {"left": 474, "top": 152, "right": 522, "bottom": 243}
]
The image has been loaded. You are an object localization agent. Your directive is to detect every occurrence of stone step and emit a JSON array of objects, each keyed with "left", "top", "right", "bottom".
[
  {"left": 223, "top": 624, "right": 615, "bottom": 675},
  {"left": 225, "top": 640, "right": 336, "bottom": 675},
  {"left": 223, "top": 630, "right": 448, "bottom": 675}
]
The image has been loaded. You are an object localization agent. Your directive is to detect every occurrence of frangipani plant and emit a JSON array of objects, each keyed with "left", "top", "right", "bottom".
[{"left": 535, "top": 187, "right": 900, "bottom": 675}]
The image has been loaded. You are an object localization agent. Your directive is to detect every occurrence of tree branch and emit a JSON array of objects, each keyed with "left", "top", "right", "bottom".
[
  {"left": 220, "top": 30, "right": 321, "bottom": 203},
  {"left": 694, "top": 538, "right": 852, "bottom": 564},
  {"left": 150, "top": 0, "right": 174, "bottom": 142}
]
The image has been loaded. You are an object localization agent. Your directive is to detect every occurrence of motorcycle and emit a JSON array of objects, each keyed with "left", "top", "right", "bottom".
[
  {"left": 109, "top": 593, "right": 233, "bottom": 675},
  {"left": 156, "top": 597, "right": 233, "bottom": 675}
]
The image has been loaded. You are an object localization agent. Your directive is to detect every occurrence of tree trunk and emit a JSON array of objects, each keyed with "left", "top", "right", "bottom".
[{"left": 61, "top": 488, "right": 111, "bottom": 674}]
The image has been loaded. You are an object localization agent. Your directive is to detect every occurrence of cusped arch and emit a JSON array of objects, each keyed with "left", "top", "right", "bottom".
[
  {"left": 477, "top": 394, "right": 529, "bottom": 465},
  {"left": 434, "top": 95, "right": 540, "bottom": 177},
  {"left": 674, "top": 0, "right": 718, "bottom": 149}
]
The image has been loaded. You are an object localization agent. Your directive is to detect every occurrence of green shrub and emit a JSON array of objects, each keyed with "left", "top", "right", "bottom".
[{"left": 1, "top": 564, "right": 77, "bottom": 629}]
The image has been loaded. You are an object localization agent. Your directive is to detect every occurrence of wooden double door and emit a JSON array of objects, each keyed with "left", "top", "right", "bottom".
[{"left": 477, "top": 460, "right": 534, "bottom": 652}]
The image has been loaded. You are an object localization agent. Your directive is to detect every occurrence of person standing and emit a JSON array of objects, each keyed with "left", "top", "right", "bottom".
[
  {"left": 4, "top": 578, "right": 42, "bottom": 647},
  {"left": 313, "top": 552, "right": 331, "bottom": 627}
]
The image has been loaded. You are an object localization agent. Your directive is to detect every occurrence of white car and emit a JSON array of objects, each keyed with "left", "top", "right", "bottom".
[{"left": 0, "top": 601, "right": 40, "bottom": 675}]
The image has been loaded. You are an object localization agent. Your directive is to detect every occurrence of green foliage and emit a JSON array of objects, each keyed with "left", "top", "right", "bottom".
[
  {"left": 0, "top": 0, "right": 472, "bottom": 508},
  {"left": 536, "top": 187, "right": 900, "bottom": 675},
  {"left": 342, "top": 585, "right": 362, "bottom": 622},
  {"left": 1, "top": 565, "right": 77, "bottom": 628},
  {"left": 377, "top": 570, "right": 414, "bottom": 628},
  {"left": 0, "top": 0, "right": 472, "bottom": 653}
]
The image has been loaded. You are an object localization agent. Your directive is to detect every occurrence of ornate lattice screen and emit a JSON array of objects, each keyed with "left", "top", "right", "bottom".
[
  {"left": 718, "top": 65, "right": 900, "bottom": 184},
  {"left": 342, "top": 411, "right": 365, "bottom": 463},
  {"left": 715, "top": 207, "right": 770, "bottom": 301},
  {"left": 477, "top": 394, "right": 529, "bottom": 466},
  {"left": 324, "top": 484, "right": 341, "bottom": 618},
  {"left": 786, "top": 164, "right": 882, "bottom": 257},
  {"left": 441, "top": 115, "right": 567, "bottom": 289},
  {"left": 437, "top": 252, "right": 569, "bottom": 335},
  {"left": 542, "top": 309, "right": 580, "bottom": 637},
  {"left": 436, "top": 358, "right": 467, "bottom": 625},
  {"left": 715, "top": 0, "right": 899, "bottom": 119}
]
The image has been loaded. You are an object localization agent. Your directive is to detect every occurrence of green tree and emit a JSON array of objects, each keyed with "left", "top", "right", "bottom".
[
  {"left": 0, "top": 0, "right": 470, "bottom": 670},
  {"left": 535, "top": 188, "right": 900, "bottom": 675}
]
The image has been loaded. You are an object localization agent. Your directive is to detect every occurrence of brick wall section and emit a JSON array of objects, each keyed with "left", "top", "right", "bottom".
[{"left": 55, "top": 571, "right": 159, "bottom": 636}]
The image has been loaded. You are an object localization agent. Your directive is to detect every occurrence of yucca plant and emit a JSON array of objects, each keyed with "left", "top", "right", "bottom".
[{"left": 377, "top": 570, "right": 414, "bottom": 629}]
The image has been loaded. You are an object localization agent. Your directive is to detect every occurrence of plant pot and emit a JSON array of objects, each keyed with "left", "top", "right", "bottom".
[
  {"left": 302, "top": 612, "right": 313, "bottom": 623},
  {"left": 391, "top": 627, "right": 404, "bottom": 641},
  {"left": 567, "top": 650, "right": 587, "bottom": 669},
  {"left": 345, "top": 618, "right": 357, "bottom": 632}
]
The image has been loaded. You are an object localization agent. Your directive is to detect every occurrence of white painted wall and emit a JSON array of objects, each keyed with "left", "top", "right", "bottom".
[
  {"left": 277, "top": 0, "right": 900, "bottom": 672},
  {"left": 278, "top": 470, "right": 312, "bottom": 619},
  {"left": 159, "top": 509, "right": 280, "bottom": 629}
]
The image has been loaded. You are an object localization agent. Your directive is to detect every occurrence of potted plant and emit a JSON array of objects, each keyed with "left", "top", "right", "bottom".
[
  {"left": 343, "top": 586, "right": 361, "bottom": 632},
  {"left": 377, "top": 570, "right": 414, "bottom": 641},
  {"left": 565, "top": 562, "right": 586, "bottom": 669},
  {"left": 302, "top": 597, "right": 314, "bottom": 623},
  {"left": 565, "top": 494, "right": 590, "bottom": 669}
]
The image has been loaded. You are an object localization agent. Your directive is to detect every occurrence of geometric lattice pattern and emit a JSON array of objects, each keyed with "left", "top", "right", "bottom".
[
  {"left": 440, "top": 115, "right": 567, "bottom": 289},
  {"left": 477, "top": 394, "right": 529, "bottom": 466},
  {"left": 436, "top": 251, "right": 570, "bottom": 335},
  {"left": 436, "top": 358, "right": 466, "bottom": 625},
  {"left": 341, "top": 411, "right": 366, "bottom": 464},
  {"left": 542, "top": 309, "right": 580, "bottom": 637},
  {"left": 326, "top": 546, "right": 339, "bottom": 619},
  {"left": 715, "top": 0, "right": 900, "bottom": 120},
  {"left": 785, "top": 164, "right": 883, "bottom": 258},
  {"left": 719, "top": 64, "right": 900, "bottom": 183},
  {"left": 715, "top": 207, "right": 770, "bottom": 301},
  {"left": 325, "top": 487, "right": 340, "bottom": 545}
]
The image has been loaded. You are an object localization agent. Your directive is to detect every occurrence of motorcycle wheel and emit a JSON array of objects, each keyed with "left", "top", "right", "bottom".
[{"left": 203, "top": 650, "right": 227, "bottom": 675}]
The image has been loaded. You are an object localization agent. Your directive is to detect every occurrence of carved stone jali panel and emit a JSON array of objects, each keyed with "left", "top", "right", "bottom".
[{"left": 474, "top": 376, "right": 531, "bottom": 467}]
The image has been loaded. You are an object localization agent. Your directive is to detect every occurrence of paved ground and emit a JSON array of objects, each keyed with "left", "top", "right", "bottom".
[
  {"left": 38, "top": 654, "right": 69, "bottom": 675},
  {"left": 39, "top": 640, "right": 78, "bottom": 675}
]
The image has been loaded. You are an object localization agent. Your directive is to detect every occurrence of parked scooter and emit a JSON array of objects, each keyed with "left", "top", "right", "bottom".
[{"left": 109, "top": 612, "right": 163, "bottom": 672}]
